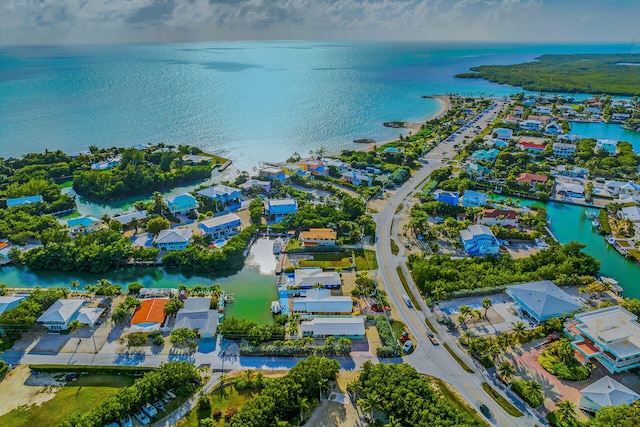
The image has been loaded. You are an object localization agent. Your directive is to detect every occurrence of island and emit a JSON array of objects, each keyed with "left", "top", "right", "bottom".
[{"left": 456, "top": 54, "right": 640, "bottom": 96}]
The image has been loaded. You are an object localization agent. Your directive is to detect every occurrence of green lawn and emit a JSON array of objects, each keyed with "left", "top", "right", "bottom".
[
  {"left": 0, "top": 375, "right": 135, "bottom": 427},
  {"left": 428, "top": 376, "right": 489, "bottom": 427},
  {"left": 57, "top": 180, "right": 73, "bottom": 189},
  {"left": 297, "top": 251, "right": 377, "bottom": 271}
]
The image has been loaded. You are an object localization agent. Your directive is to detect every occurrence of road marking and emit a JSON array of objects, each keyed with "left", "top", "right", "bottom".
[{"left": 463, "top": 383, "right": 510, "bottom": 427}]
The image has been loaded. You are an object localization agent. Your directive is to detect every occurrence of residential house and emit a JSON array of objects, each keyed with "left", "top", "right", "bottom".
[
  {"left": 294, "top": 268, "right": 341, "bottom": 289},
  {"left": 469, "top": 149, "right": 500, "bottom": 163},
  {"left": 519, "top": 120, "right": 543, "bottom": 131},
  {"left": 433, "top": 189, "right": 459, "bottom": 206},
  {"left": 552, "top": 143, "right": 577, "bottom": 159},
  {"left": 579, "top": 376, "right": 640, "bottom": 413},
  {"left": 259, "top": 167, "right": 287, "bottom": 181},
  {"left": 518, "top": 141, "right": 546, "bottom": 153},
  {"left": 300, "top": 228, "right": 337, "bottom": 247},
  {"left": 292, "top": 288, "right": 353, "bottom": 315},
  {"left": 282, "top": 163, "right": 303, "bottom": 176},
  {"left": 300, "top": 160, "right": 328, "bottom": 176},
  {"left": 325, "top": 159, "right": 348, "bottom": 171},
  {"left": 459, "top": 224, "right": 500, "bottom": 256},
  {"left": 479, "top": 209, "right": 518, "bottom": 227},
  {"left": 611, "top": 113, "right": 631, "bottom": 122},
  {"left": 494, "top": 128, "right": 513, "bottom": 141},
  {"left": 465, "top": 162, "right": 489, "bottom": 177},
  {"left": 66, "top": 216, "right": 104, "bottom": 234},
  {"left": 506, "top": 281, "right": 582, "bottom": 323},
  {"left": 503, "top": 115, "right": 520, "bottom": 125},
  {"left": 513, "top": 106, "right": 524, "bottom": 115},
  {"left": 0, "top": 295, "right": 27, "bottom": 315},
  {"left": 266, "top": 198, "right": 298, "bottom": 223},
  {"left": 486, "top": 138, "right": 509, "bottom": 148},
  {"left": 557, "top": 183, "right": 585, "bottom": 199},
  {"left": 516, "top": 173, "right": 548, "bottom": 189},
  {"left": 545, "top": 122, "right": 562, "bottom": 135},
  {"left": 605, "top": 180, "right": 628, "bottom": 196},
  {"left": 6, "top": 195, "right": 43, "bottom": 207},
  {"left": 155, "top": 229, "right": 192, "bottom": 251},
  {"left": 301, "top": 317, "right": 365, "bottom": 339},
  {"left": 37, "top": 299, "right": 104, "bottom": 331},
  {"left": 565, "top": 306, "right": 640, "bottom": 373},
  {"left": 595, "top": 139, "right": 618, "bottom": 154},
  {"left": 341, "top": 171, "right": 372, "bottom": 186},
  {"left": 199, "top": 213, "right": 242, "bottom": 239},
  {"left": 166, "top": 193, "right": 198, "bottom": 214},
  {"left": 174, "top": 297, "right": 219, "bottom": 338},
  {"left": 112, "top": 210, "right": 148, "bottom": 226},
  {"left": 239, "top": 179, "right": 271, "bottom": 193},
  {"left": 620, "top": 182, "right": 640, "bottom": 198},
  {"left": 196, "top": 185, "right": 242, "bottom": 205},
  {"left": 182, "top": 154, "right": 211, "bottom": 164},
  {"left": 620, "top": 205, "right": 640, "bottom": 224},
  {"left": 134, "top": 143, "right": 152, "bottom": 150},
  {"left": 533, "top": 106, "right": 552, "bottom": 115},
  {"left": 585, "top": 107, "right": 602, "bottom": 115},
  {"left": 91, "top": 156, "right": 121, "bottom": 170},
  {"left": 461, "top": 190, "right": 488, "bottom": 208},
  {"left": 528, "top": 115, "right": 551, "bottom": 125},
  {"left": 130, "top": 298, "right": 169, "bottom": 332}
]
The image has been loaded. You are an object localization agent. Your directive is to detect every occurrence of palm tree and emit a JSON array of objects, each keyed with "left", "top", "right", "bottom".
[
  {"left": 69, "top": 280, "right": 80, "bottom": 296},
  {"left": 555, "top": 400, "right": 577, "bottom": 423},
  {"left": 463, "top": 329, "right": 475, "bottom": 346},
  {"left": 497, "top": 361, "right": 516, "bottom": 384},
  {"left": 431, "top": 287, "right": 447, "bottom": 306},
  {"left": 523, "top": 381, "right": 543, "bottom": 406},
  {"left": 458, "top": 305, "right": 471, "bottom": 323},
  {"left": 67, "top": 319, "right": 83, "bottom": 342},
  {"left": 298, "top": 396, "right": 311, "bottom": 423},
  {"left": 130, "top": 217, "right": 140, "bottom": 234},
  {"left": 358, "top": 392, "right": 382, "bottom": 424},
  {"left": 244, "top": 369, "right": 255, "bottom": 383},
  {"left": 385, "top": 415, "right": 403, "bottom": 427},
  {"left": 488, "top": 344, "right": 501, "bottom": 360},
  {"left": 481, "top": 297, "right": 493, "bottom": 318},
  {"left": 511, "top": 321, "right": 527, "bottom": 344}
]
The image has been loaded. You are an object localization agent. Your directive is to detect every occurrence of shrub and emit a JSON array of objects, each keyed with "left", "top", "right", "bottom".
[
  {"left": 224, "top": 406, "right": 238, "bottom": 420},
  {"left": 538, "top": 338, "right": 590, "bottom": 381},
  {"left": 374, "top": 315, "right": 400, "bottom": 357},
  {"left": 198, "top": 395, "right": 212, "bottom": 413},
  {"left": 511, "top": 380, "right": 544, "bottom": 407},
  {"left": 127, "top": 282, "right": 144, "bottom": 294},
  {"left": 152, "top": 334, "right": 165, "bottom": 346},
  {"left": 212, "top": 409, "right": 222, "bottom": 419}
]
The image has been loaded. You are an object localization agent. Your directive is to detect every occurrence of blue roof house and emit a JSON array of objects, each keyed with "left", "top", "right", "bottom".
[
  {"left": 459, "top": 224, "right": 500, "bottom": 256},
  {"left": 196, "top": 185, "right": 242, "bottom": 204},
  {"left": 267, "top": 199, "right": 298, "bottom": 223},
  {"left": 461, "top": 190, "right": 489, "bottom": 207},
  {"left": 199, "top": 213, "right": 242, "bottom": 239},
  {"left": 433, "top": 189, "right": 459, "bottom": 206},
  {"left": 465, "top": 162, "right": 489, "bottom": 177},
  {"left": 470, "top": 149, "right": 500, "bottom": 163},
  {"left": 506, "top": 281, "right": 582, "bottom": 323},
  {"left": 166, "top": 193, "right": 199, "bottom": 215},
  {"left": 6, "top": 195, "right": 44, "bottom": 207},
  {"left": 66, "top": 216, "right": 104, "bottom": 234}
]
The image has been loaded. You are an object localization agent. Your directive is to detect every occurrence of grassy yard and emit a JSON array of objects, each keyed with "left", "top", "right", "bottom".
[
  {"left": 177, "top": 385, "right": 257, "bottom": 427},
  {"left": 428, "top": 376, "right": 490, "bottom": 427},
  {"left": 298, "top": 251, "right": 378, "bottom": 271},
  {"left": 0, "top": 375, "right": 135, "bottom": 427}
]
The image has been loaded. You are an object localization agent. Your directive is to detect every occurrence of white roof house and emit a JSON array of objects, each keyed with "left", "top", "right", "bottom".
[
  {"left": 293, "top": 288, "right": 353, "bottom": 315},
  {"left": 0, "top": 295, "right": 27, "bottom": 315},
  {"left": 112, "top": 210, "right": 148, "bottom": 225},
  {"left": 175, "top": 297, "right": 219, "bottom": 338},
  {"left": 579, "top": 376, "right": 640, "bottom": 412},
  {"left": 301, "top": 316, "right": 365, "bottom": 338},
  {"left": 76, "top": 307, "right": 106, "bottom": 326},
  {"left": 37, "top": 299, "right": 85, "bottom": 331},
  {"left": 506, "top": 281, "right": 582, "bottom": 322},
  {"left": 155, "top": 229, "right": 192, "bottom": 251},
  {"left": 294, "top": 268, "right": 342, "bottom": 289}
]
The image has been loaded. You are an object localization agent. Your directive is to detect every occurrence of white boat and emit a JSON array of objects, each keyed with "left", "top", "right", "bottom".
[
  {"left": 585, "top": 211, "right": 597, "bottom": 218},
  {"left": 591, "top": 220, "right": 599, "bottom": 227},
  {"left": 273, "top": 237, "right": 284, "bottom": 254},
  {"left": 271, "top": 301, "right": 282, "bottom": 314}
]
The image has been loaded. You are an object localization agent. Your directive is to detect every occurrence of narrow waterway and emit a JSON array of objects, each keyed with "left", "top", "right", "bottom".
[{"left": 0, "top": 239, "right": 279, "bottom": 324}]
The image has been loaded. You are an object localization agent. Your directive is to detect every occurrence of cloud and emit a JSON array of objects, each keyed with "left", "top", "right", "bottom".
[{"left": 0, "top": 0, "right": 636, "bottom": 45}]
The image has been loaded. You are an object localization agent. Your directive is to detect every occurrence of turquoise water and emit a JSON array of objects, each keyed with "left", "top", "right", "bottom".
[
  {"left": 1, "top": 42, "right": 633, "bottom": 170},
  {"left": 570, "top": 122, "right": 640, "bottom": 150},
  {"left": 494, "top": 196, "right": 640, "bottom": 298}
]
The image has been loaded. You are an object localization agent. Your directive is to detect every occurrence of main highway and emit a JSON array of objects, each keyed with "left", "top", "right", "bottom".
[{"left": 373, "top": 99, "right": 542, "bottom": 427}]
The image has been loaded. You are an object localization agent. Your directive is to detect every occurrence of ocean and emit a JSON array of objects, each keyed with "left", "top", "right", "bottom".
[{"left": 0, "top": 41, "right": 634, "bottom": 170}]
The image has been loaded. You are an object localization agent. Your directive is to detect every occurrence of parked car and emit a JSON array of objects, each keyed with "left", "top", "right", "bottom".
[
  {"left": 402, "top": 295, "right": 413, "bottom": 308},
  {"left": 402, "top": 340, "right": 413, "bottom": 352},
  {"left": 120, "top": 414, "right": 133, "bottom": 427},
  {"left": 479, "top": 404, "right": 492, "bottom": 419},
  {"left": 153, "top": 399, "right": 165, "bottom": 412},
  {"left": 400, "top": 331, "right": 409, "bottom": 343},
  {"left": 166, "top": 390, "right": 177, "bottom": 399},
  {"left": 142, "top": 403, "right": 157, "bottom": 418},
  {"left": 134, "top": 411, "right": 150, "bottom": 425},
  {"left": 105, "top": 423, "right": 120, "bottom": 427}
]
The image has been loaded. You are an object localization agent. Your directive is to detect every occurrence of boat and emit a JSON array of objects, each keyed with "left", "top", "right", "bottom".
[
  {"left": 271, "top": 301, "right": 282, "bottom": 314},
  {"left": 591, "top": 220, "right": 600, "bottom": 228},
  {"left": 585, "top": 211, "right": 597, "bottom": 218},
  {"left": 273, "top": 237, "right": 284, "bottom": 254}
]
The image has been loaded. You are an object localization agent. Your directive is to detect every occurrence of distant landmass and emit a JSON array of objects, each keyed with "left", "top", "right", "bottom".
[{"left": 455, "top": 54, "right": 640, "bottom": 96}]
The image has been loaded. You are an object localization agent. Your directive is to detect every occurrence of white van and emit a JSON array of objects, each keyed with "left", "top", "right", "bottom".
[{"left": 402, "top": 340, "right": 413, "bottom": 352}]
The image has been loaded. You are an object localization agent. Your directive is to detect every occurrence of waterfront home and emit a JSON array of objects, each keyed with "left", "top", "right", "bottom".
[
  {"left": 519, "top": 119, "right": 543, "bottom": 131},
  {"left": 325, "top": 159, "right": 348, "bottom": 171},
  {"left": 292, "top": 288, "right": 353, "bottom": 315},
  {"left": 154, "top": 229, "right": 192, "bottom": 251},
  {"left": 199, "top": 213, "right": 242, "bottom": 239},
  {"left": 196, "top": 184, "right": 242, "bottom": 204},
  {"left": 503, "top": 115, "right": 520, "bottom": 125},
  {"left": 6, "top": 195, "right": 43, "bottom": 207},
  {"left": 112, "top": 210, "right": 148, "bottom": 226},
  {"left": 0, "top": 295, "right": 27, "bottom": 315},
  {"left": 486, "top": 138, "right": 509, "bottom": 148},
  {"left": 552, "top": 142, "right": 577, "bottom": 159},
  {"left": 259, "top": 166, "right": 287, "bottom": 181},
  {"left": 459, "top": 224, "right": 500, "bottom": 256},
  {"left": 585, "top": 107, "right": 602, "bottom": 115},
  {"left": 166, "top": 193, "right": 199, "bottom": 215},
  {"left": 557, "top": 183, "right": 585, "bottom": 198},
  {"left": 533, "top": 106, "right": 552, "bottom": 115},
  {"left": 341, "top": 171, "right": 372, "bottom": 186},
  {"left": 239, "top": 179, "right": 271, "bottom": 193},
  {"left": 300, "top": 160, "right": 328, "bottom": 176},
  {"left": 461, "top": 190, "right": 488, "bottom": 208},
  {"left": 620, "top": 182, "right": 640, "bottom": 198},
  {"left": 565, "top": 306, "right": 640, "bottom": 373},
  {"left": 300, "top": 228, "right": 337, "bottom": 247},
  {"left": 174, "top": 297, "right": 218, "bottom": 339},
  {"left": 91, "top": 155, "right": 121, "bottom": 170},
  {"left": 301, "top": 316, "right": 365, "bottom": 339},
  {"left": 479, "top": 209, "right": 518, "bottom": 227},
  {"left": 493, "top": 128, "right": 513, "bottom": 141},
  {"left": 518, "top": 141, "right": 546, "bottom": 153},
  {"left": 579, "top": 376, "right": 640, "bottom": 413},
  {"left": 544, "top": 122, "right": 562, "bottom": 135},
  {"left": 139, "top": 288, "right": 176, "bottom": 299},
  {"left": 465, "top": 162, "right": 489, "bottom": 177},
  {"left": 469, "top": 149, "right": 500, "bottom": 163},
  {"left": 130, "top": 298, "right": 169, "bottom": 332},
  {"left": 516, "top": 173, "right": 548, "bottom": 189},
  {"left": 611, "top": 113, "right": 631, "bottom": 122},
  {"left": 620, "top": 205, "right": 640, "bottom": 224},
  {"left": 66, "top": 216, "right": 104, "bottom": 234},
  {"left": 605, "top": 180, "right": 627, "bottom": 196},
  {"left": 506, "top": 281, "right": 582, "bottom": 323},
  {"left": 595, "top": 139, "right": 618, "bottom": 155},
  {"left": 134, "top": 143, "right": 152, "bottom": 151},
  {"left": 294, "top": 268, "right": 341, "bottom": 289},
  {"left": 513, "top": 106, "right": 524, "bottom": 115},
  {"left": 37, "top": 299, "right": 104, "bottom": 331},
  {"left": 182, "top": 154, "right": 211, "bottom": 164},
  {"left": 266, "top": 198, "right": 298, "bottom": 223},
  {"left": 281, "top": 163, "right": 303, "bottom": 176},
  {"left": 433, "top": 189, "right": 459, "bottom": 206}
]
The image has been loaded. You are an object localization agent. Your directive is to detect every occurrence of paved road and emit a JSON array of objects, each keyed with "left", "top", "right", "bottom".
[{"left": 373, "top": 100, "right": 543, "bottom": 427}]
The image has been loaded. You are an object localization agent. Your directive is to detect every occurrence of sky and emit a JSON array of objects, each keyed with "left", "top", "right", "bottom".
[{"left": 0, "top": 0, "right": 638, "bottom": 45}]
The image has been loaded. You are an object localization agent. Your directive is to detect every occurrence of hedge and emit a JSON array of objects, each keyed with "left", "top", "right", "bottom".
[
  {"left": 375, "top": 315, "right": 400, "bottom": 358},
  {"left": 29, "top": 364, "right": 157, "bottom": 376}
]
